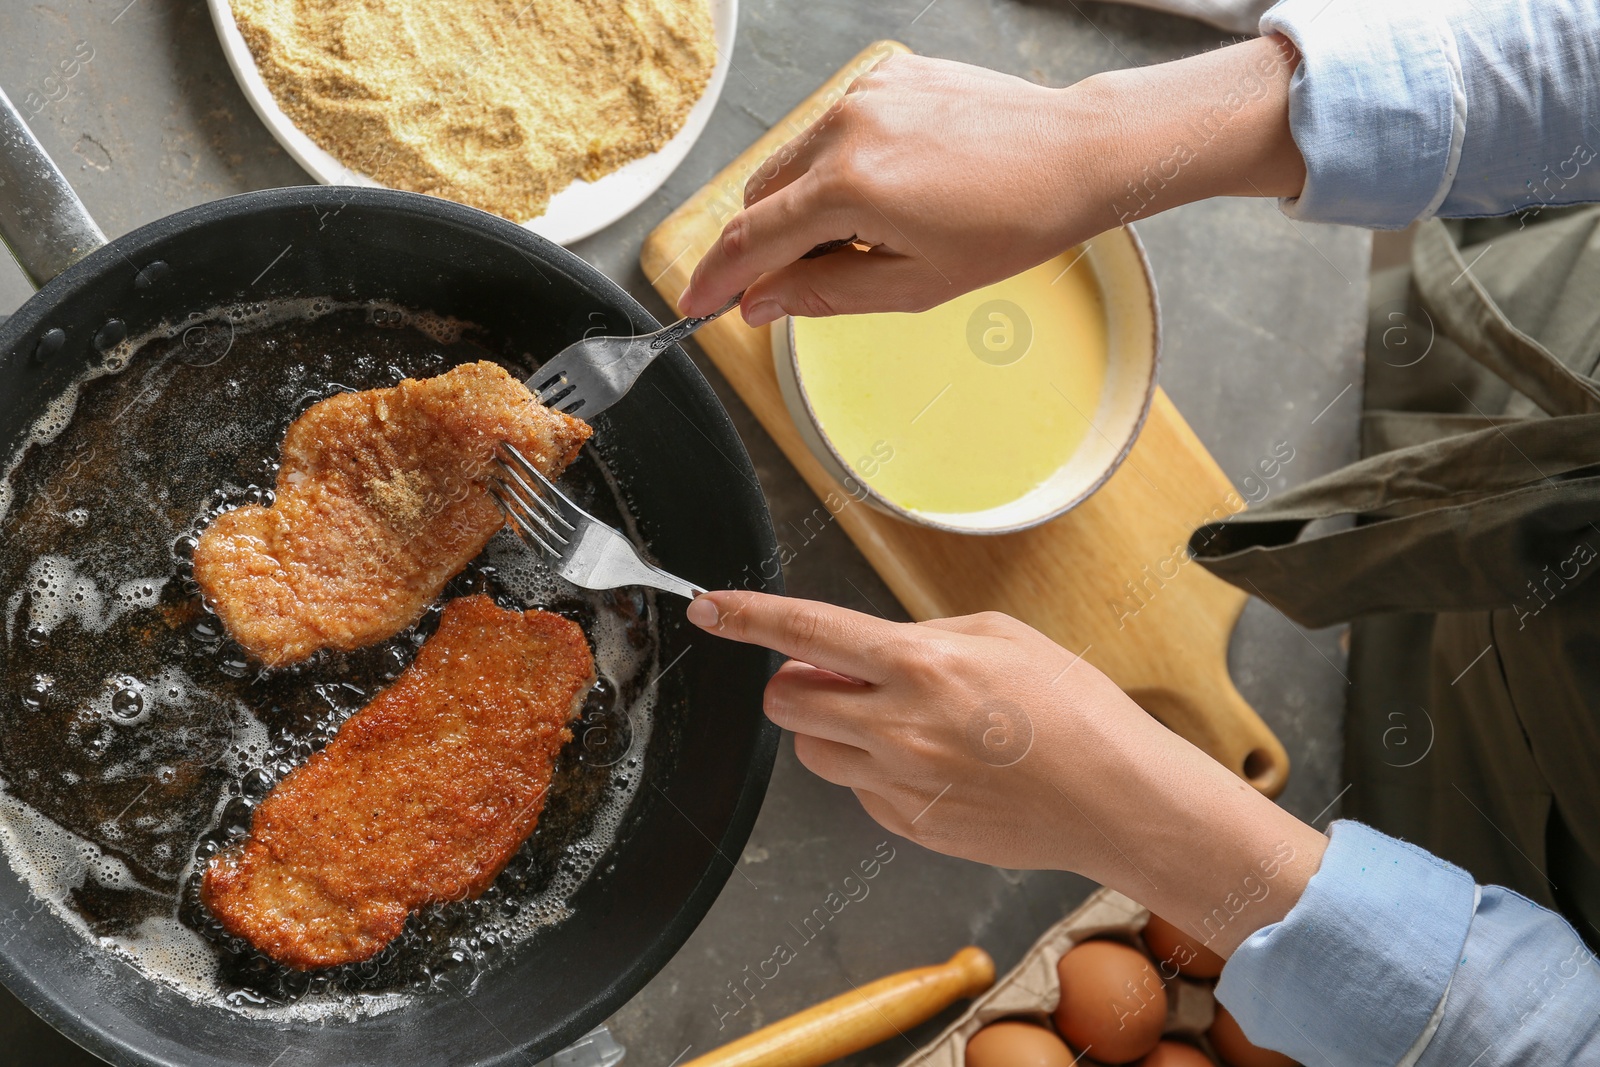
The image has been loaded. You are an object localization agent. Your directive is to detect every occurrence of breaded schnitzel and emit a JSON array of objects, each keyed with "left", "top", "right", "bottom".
[
  {"left": 201, "top": 595, "right": 594, "bottom": 969},
  {"left": 193, "top": 360, "right": 590, "bottom": 666}
]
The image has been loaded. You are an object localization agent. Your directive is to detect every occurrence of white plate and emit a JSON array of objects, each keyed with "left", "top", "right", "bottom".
[{"left": 207, "top": 0, "right": 737, "bottom": 246}]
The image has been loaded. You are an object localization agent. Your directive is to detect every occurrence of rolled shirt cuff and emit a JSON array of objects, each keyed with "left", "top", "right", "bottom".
[
  {"left": 1261, "top": 0, "right": 1466, "bottom": 228},
  {"left": 1216, "top": 820, "right": 1476, "bottom": 1067}
]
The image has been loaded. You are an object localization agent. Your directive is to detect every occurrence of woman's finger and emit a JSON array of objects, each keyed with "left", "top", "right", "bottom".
[
  {"left": 770, "top": 659, "right": 858, "bottom": 685},
  {"left": 688, "top": 590, "right": 901, "bottom": 685},
  {"left": 677, "top": 175, "right": 852, "bottom": 317},
  {"left": 764, "top": 662, "right": 872, "bottom": 746},
  {"left": 792, "top": 733, "right": 875, "bottom": 790},
  {"left": 740, "top": 246, "right": 947, "bottom": 325},
  {"left": 852, "top": 787, "right": 914, "bottom": 840},
  {"left": 742, "top": 98, "right": 842, "bottom": 208}
]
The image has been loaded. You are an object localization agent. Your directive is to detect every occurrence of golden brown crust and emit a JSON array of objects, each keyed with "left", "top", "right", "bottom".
[
  {"left": 192, "top": 361, "right": 590, "bottom": 666},
  {"left": 201, "top": 595, "right": 595, "bottom": 969}
]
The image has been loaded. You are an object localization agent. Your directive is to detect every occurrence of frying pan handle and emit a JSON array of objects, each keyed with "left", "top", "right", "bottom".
[{"left": 0, "top": 86, "right": 107, "bottom": 289}]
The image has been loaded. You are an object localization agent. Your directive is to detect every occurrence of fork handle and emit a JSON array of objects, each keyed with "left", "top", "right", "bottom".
[
  {"left": 646, "top": 237, "right": 860, "bottom": 352},
  {"left": 640, "top": 566, "right": 708, "bottom": 600},
  {"left": 647, "top": 292, "right": 744, "bottom": 352}
]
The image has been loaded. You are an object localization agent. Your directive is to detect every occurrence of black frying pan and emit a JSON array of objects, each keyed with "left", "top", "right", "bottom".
[{"left": 0, "top": 88, "right": 780, "bottom": 1066}]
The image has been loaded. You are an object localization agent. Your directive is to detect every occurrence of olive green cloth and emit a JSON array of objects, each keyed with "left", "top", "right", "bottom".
[{"left": 1191, "top": 210, "right": 1600, "bottom": 944}]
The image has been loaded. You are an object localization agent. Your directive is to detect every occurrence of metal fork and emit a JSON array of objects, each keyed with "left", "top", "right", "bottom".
[
  {"left": 527, "top": 237, "right": 861, "bottom": 417},
  {"left": 527, "top": 293, "right": 742, "bottom": 418},
  {"left": 490, "top": 443, "right": 707, "bottom": 599}
]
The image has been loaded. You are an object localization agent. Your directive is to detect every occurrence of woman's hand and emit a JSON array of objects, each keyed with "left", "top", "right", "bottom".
[
  {"left": 688, "top": 589, "right": 1326, "bottom": 956},
  {"left": 678, "top": 38, "right": 1305, "bottom": 326},
  {"left": 680, "top": 54, "right": 1118, "bottom": 325}
]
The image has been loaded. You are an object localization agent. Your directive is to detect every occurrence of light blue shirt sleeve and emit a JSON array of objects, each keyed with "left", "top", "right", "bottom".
[
  {"left": 1259, "top": 0, "right": 1600, "bottom": 228},
  {"left": 1217, "top": 820, "right": 1600, "bottom": 1066}
]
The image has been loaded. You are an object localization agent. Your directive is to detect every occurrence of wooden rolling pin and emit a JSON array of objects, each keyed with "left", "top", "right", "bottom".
[{"left": 682, "top": 947, "right": 996, "bottom": 1067}]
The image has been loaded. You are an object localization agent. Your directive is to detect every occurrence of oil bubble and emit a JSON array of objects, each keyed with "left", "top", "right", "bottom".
[
  {"left": 21, "top": 674, "right": 52, "bottom": 710},
  {"left": 110, "top": 678, "right": 145, "bottom": 721}
]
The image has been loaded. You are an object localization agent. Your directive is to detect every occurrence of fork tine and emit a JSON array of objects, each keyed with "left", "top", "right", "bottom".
[
  {"left": 508, "top": 479, "right": 579, "bottom": 550},
  {"left": 494, "top": 445, "right": 707, "bottom": 600},
  {"left": 497, "top": 445, "right": 578, "bottom": 531},
  {"left": 494, "top": 455, "right": 572, "bottom": 533},
  {"left": 504, "top": 443, "right": 584, "bottom": 514},
  {"left": 490, "top": 479, "right": 566, "bottom": 556},
  {"left": 493, "top": 475, "right": 570, "bottom": 546},
  {"left": 540, "top": 382, "right": 578, "bottom": 408},
  {"left": 530, "top": 366, "right": 568, "bottom": 398}
]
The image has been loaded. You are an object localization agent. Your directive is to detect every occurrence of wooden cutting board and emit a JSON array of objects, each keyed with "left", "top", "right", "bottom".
[{"left": 641, "top": 41, "right": 1289, "bottom": 796}]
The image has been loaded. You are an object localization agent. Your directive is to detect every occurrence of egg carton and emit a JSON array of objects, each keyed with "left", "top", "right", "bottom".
[{"left": 897, "top": 888, "right": 1221, "bottom": 1067}]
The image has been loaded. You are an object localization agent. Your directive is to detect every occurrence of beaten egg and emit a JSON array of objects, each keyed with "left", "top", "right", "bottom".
[{"left": 792, "top": 250, "right": 1108, "bottom": 518}]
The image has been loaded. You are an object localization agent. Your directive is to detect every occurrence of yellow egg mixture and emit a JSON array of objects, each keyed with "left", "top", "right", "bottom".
[{"left": 794, "top": 252, "right": 1108, "bottom": 516}]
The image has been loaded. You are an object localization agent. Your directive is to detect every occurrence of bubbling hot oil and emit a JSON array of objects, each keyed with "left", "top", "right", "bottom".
[{"left": 0, "top": 300, "right": 660, "bottom": 1019}]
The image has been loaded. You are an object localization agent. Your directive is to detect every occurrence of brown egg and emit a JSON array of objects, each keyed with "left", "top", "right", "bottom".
[
  {"left": 1136, "top": 1041, "right": 1214, "bottom": 1067},
  {"left": 1141, "top": 914, "right": 1225, "bottom": 980},
  {"left": 1209, "top": 1006, "right": 1300, "bottom": 1067},
  {"left": 964, "top": 1021, "right": 1077, "bottom": 1067},
  {"left": 1053, "top": 940, "right": 1167, "bottom": 1064}
]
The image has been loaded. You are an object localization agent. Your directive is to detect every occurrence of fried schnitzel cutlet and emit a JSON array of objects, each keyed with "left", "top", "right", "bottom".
[
  {"left": 192, "top": 360, "right": 590, "bottom": 666},
  {"left": 201, "top": 595, "right": 594, "bottom": 969}
]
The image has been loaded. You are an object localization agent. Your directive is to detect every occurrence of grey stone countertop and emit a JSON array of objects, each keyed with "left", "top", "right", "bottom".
[{"left": 0, "top": 1, "right": 1367, "bottom": 1063}]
